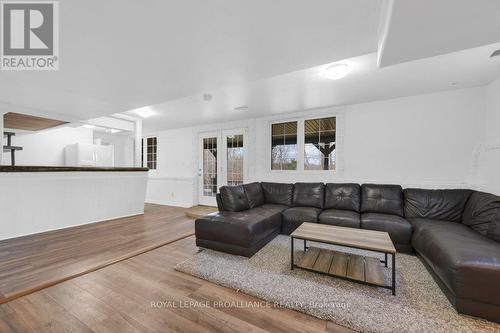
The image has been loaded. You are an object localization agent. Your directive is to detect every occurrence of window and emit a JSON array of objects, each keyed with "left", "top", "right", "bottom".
[
  {"left": 271, "top": 121, "right": 297, "bottom": 170},
  {"left": 142, "top": 136, "right": 157, "bottom": 170},
  {"left": 269, "top": 116, "right": 338, "bottom": 172},
  {"left": 304, "top": 117, "right": 336, "bottom": 170},
  {"left": 226, "top": 134, "right": 244, "bottom": 186}
]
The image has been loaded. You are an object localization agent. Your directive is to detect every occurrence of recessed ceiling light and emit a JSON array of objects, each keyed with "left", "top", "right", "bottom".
[
  {"left": 135, "top": 107, "right": 155, "bottom": 118},
  {"left": 83, "top": 124, "right": 95, "bottom": 129},
  {"left": 234, "top": 106, "right": 249, "bottom": 111},
  {"left": 323, "top": 64, "right": 352, "bottom": 80},
  {"left": 110, "top": 129, "right": 121, "bottom": 134}
]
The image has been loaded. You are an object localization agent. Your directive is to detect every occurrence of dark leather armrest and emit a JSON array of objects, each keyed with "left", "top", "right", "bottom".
[{"left": 216, "top": 193, "right": 225, "bottom": 211}]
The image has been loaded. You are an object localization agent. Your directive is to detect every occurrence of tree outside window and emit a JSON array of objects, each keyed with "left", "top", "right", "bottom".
[
  {"left": 271, "top": 121, "right": 297, "bottom": 170},
  {"left": 304, "top": 117, "right": 336, "bottom": 170}
]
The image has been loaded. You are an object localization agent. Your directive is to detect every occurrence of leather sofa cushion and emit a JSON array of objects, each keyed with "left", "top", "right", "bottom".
[
  {"left": 404, "top": 188, "right": 473, "bottom": 222},
  {"left": 462, "top": 191, "right": 500, "bottom": 241},
  {"left": 324, "top": 183, "right": 360, "bottom": 212},
  {"left": 243, "top": 182, "right": 265, "bottom": 208},
  {"left": 293, "top": 182, "right": 324, "bottom": 208},
  {"left": 361, "top": 184, "right": 404, "bottom": 216},
  {"left": 261, "top": 182, "right": 294, "bottom": 206},
  {"left": 219, "top": 185, "right": 250, "bottom": 212},
  {"left": 195, "top": 206, "right": 282, "bottom": 248},
  {"left": 411, "top": 219, "right": 500, "bottom": 306},
  {"left": 408, "top": 217, "right": 449, "bottom": 234},
  {"left": 260, "top": 203, "right": 289, "bottom": 212},
  {"left": 319, "top": 209, "right": 360, "bottom": 228},
  {"left": 281, "top": 207, "right": 322, "bottom": 235},
  {"left": 361, "top": 213, "right": 412, "bottom": 248}
]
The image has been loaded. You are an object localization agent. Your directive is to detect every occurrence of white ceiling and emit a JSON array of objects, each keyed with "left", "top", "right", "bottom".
[
  {"left": 378, "top": 0, "right": 500, "bottom": 67},
  {"left": 0, "top": 0, "right": 382, "bottom": 121},
  {"left": 137, "top": 43, "right": 500, "bottom": 132},
  {"left": 2, "top": 0, "right": 500, "bottom": 133}
]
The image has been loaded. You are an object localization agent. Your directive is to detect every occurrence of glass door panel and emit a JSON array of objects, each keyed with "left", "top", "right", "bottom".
[
  {"left": 199, "top": 133, "right": 220, "bottom": 206},
  {"left": 226, "top": 134, "right": 244, "bottom": 186},
  {"left": 202, "top": 137, "right": 218, "bottom": 197}
]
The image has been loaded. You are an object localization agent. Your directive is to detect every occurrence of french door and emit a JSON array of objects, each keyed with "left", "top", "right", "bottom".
[{"left": 198, "top": 129, "right": 247, "bottom": 206}]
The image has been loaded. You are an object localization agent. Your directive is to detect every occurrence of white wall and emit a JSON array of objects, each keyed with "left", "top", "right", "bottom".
[
  {"left": 93, "top": 132, "right": 134, "bottom": 167},
  {"left": 0, "top": 171, "right": 148, "bottom": 240},
  {"left": 144, "top": 127, "right": 198, "bottom": 207},
  {"left": 254, "top": 87, "right": 485, "bottom": 187},
  {"left": 476, "top": 76, "right": 500, "bottom": 195},
  {"left": 146, "top": 86, "right": 487, "bottom": 207},
  {"left": 2, "top": 126, "right": 93, "bottom": 166}
]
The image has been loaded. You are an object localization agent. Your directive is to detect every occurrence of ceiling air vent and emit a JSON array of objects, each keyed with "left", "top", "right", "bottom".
[
  {"left": 490, "top": 49, "right": 500, "bottom": 58},
  {"left": 234, "top": 106, "right": 248, "bottom": 112}
]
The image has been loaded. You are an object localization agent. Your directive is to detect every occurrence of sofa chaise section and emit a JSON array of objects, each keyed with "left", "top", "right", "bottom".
[
  {"left": 411, "top": 219, "right": 500, "bottom": 322},
  {"left": 407, "top": 189, "right": 500, "bottom": 323},
  {"left": 195, "top": 207, "right": 282, "bottom": 257},
  {"left": 197, "top": 183, "right": 282, "bottom": 257}
]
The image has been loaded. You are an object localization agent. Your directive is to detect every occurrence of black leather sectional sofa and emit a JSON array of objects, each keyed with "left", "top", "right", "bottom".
[{"left": 195, "top": 182, "right": 500, "bottom": 322}]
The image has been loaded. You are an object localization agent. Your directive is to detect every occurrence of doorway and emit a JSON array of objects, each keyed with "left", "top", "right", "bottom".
[{"left": 198, "top": 129, "right": 247, "bottom": 206}]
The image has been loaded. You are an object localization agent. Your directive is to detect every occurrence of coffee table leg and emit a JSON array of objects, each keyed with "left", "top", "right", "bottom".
[
  {"left": 304, "top": 239, "right": 307, "bottom": 252},
  {"left": 291, "top": 237, "right": 294, "bottom": 270},
  {"left": 385, "top": 253, "right": 388, "bottom": 267},
  {"left": 392, "top": 253, "right": 396, "bottom": 296}
]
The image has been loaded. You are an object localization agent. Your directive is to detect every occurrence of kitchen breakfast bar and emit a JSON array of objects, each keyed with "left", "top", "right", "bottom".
[{"left": 0, "top": 166, "right": 148, "bottom": 241}]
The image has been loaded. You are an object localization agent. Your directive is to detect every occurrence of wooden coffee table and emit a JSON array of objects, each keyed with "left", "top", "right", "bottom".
[{"left": 290, "top": 222, "right": 397, "bottom": 295}]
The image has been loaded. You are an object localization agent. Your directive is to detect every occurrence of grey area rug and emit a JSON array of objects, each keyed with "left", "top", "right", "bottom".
[{"left": 175, "top": 235, "right": 500, "bottom": 333}]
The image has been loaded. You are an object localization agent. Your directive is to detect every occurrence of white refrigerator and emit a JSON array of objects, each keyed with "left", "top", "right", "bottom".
[{"left": 65, "top": 143, "right": 114, "bottom": 167}]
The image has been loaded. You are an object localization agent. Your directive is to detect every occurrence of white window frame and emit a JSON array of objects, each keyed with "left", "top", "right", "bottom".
[
  {"left": 270, "top": 120, "right": 300, "bottom": 171},
  {"left": 142, "top": 135, "right": 159, "bottom": 173},
  {"left": 268, "top": 108, "right": 344, "bottom": 174}
]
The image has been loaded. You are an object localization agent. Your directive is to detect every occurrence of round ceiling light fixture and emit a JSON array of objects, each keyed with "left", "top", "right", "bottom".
[{"left": 323, "top": 63, "right": 352, "bottom": 80}]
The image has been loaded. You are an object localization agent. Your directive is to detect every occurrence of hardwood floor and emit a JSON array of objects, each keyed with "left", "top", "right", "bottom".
[
  {"left": 0, "top": 235, "right": 355, "bottom": 333},
  {"left": 0, "top": 204, "right": 195, "bottom": 304},
  {"left": 0, "top": 204, "right": 355, "bottom": 333}
]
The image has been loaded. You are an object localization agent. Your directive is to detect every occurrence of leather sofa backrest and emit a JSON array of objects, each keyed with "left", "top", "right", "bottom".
[
  {"left": 462, "top": 191, "right": 500, "bottom": 241},
  {"left": 261, "top": 182, "right": 294, "bottom": 206},
  {"left": 293, "top": 182, "right": 324, "bottom": 208},
  {"left": 361, "top": 184, "right": 404, "bottom": 216},
  {"left": 219, "top": 185, "right": 250, "bottom": 212},
  {"left": 243, "top": 182, "right": 265, "bottom": 208},
  {"left": 404, "top": 188, "right": 472, "bottom": 222},
  {"left": 324, "top": 183, "right": 360, "bottom": 212}
]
